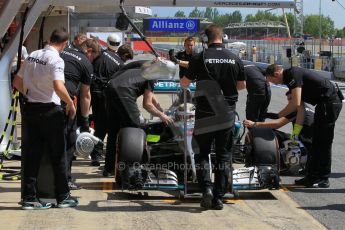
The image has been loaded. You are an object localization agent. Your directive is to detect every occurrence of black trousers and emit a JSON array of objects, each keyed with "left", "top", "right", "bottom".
[
  {"left": 307, "top": 96, "right": 343, "bottom": 179},
  {"left": 65, "top": 117, "right": 77, "bottom": 182},
  {"left": 90, "top": 91, "right": 108, "bottom": 159},
  {"left": 194, "top": 127, "right": 233, "bottom": 198},
  {"left": 246, "top": 91, "right": 271, "bottom": 122},
  {"left": 22, "top": 103, "right": 69, "bottom": 201},
  {"left": 105, "top": 97, "right": 140, "bottom": 173}
]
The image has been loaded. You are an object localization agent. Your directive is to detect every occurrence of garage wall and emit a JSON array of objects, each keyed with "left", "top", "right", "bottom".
[{"left": 25, "top": 15, "right": 68, "bottom": 53}]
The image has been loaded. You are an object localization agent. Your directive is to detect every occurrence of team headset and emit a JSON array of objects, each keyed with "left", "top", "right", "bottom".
[
  {"left": 200, "top": 28, "right": 234, "bottom": 80},
  {"left": 200, "top": 28, "right": 226, "bottom": 80},
  {"left": 199, "top": 29, "right": 237, "bottom": 103},
  {"left": 200, "top": 29, "right": 211, "bottom": 78}
]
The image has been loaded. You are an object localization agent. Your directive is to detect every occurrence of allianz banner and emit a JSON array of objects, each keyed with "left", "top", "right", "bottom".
[{"left": 143, "top": 18, "right": 200, "bottom": 33}]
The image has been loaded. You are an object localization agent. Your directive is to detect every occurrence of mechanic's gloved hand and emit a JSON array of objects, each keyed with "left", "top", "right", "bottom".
[
  {"left": 80, "top": 116, "right": 90, "bottom": 133},
  {"left": 290, "top": 123, "right": 303, "bottom": 143},
  {"left": 264, "top": 112, "right": 279, "bottom": 119},
  {"left": 168, "top": 49, "right": 179, "bottom": 64}
]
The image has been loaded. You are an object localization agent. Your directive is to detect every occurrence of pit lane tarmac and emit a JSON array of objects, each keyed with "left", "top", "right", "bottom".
[{"left": 0, "top": 158, "right": 325, "bottom": 229}]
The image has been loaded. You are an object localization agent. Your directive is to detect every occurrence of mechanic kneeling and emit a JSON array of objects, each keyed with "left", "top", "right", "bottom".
[
  {"left": 181, "top": 24, "right": 246, "bottom": 210},
  {"left": 244, "top": 90, "right": 314, "bottom": 169}
]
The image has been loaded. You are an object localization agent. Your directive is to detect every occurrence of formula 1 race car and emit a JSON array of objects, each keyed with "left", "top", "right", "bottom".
[{"left": 115, "top": 90, "right": 308, "bottom": 197}]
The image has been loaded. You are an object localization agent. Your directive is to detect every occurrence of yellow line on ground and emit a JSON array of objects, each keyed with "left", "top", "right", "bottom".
[
  {"left": 102, "top": 181, "right": 113, "bottom": 193},
  {"left": 280, "top": 186, "right": 290, "bottom": 192},
  {"left": 280, "top": 184, "right": 305, "bottom": 191},
  {"left": 224, "top": 199, "right": 243, "bottom": 203},
  {"left": 162, "top": 199, "right": 177, "bottom": 203}
]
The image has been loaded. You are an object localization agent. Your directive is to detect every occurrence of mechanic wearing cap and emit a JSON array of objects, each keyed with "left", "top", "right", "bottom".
[
  {"left": 181, "top": 24, "right": 246, "bottom": 210},
  {"left": 244, "top": 65, "right": 271, "bottom": 121},
  {"left": 244, "top": 90, "right": 314, "bottom": 158},
  {"left": 265, "top": 64, "right": 343, "bottom": 188},
  {"left": 169, "top": 36, "right": 196, "bottom": 79},
  {"left": 61, "top": 38, "right": 101, "bottom": 190},
  {"left": 90, "top": 42, "right": 134, "bottom": 166},
  {"left": 12, "top": 29, "right": 78, "bottom": 209},
  {"left": 103, "top": 60, "right": 174, "bottom": 177}
]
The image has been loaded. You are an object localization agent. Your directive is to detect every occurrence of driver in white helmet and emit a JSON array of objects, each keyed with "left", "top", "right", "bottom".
[{"left": 107, "top": 33, "right": 121, "bottom": 51}]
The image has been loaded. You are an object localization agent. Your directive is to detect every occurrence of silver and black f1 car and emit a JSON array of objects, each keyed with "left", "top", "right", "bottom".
[{"left": 115, "top": 87, "right": 308, "bottom": 198}]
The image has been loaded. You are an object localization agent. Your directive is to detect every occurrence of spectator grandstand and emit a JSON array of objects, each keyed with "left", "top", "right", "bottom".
[{"left": 224, "top": 21, "right": 288, "bottom": 40}]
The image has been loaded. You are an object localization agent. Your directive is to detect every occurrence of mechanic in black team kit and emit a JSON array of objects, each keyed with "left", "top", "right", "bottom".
[
  {"left": 169, "top": 36, "right": 196, "bottom": 79},
  {"left": 244, "top": 65, "right": 271, "bottom": 121},
  {"left": 104, "top": 60, "right": 174, "bottom": 177},
  {"left": 68, "top": 33, "right": 87, "bottom": 50},
  {"left": 90, "top": 37, "right": 133, "bottom": 166},
  {"left": 266, "top": 64, "right": 343, "bottom": 188},
  {"left": 60, "top": 38, "right": 102, "bottom": 190},
  {"left": 181, "top": 24, "right": 246, "bottom": 210},
  {"left": 244, "top": 90, "right": 314, "bottom": 158}
]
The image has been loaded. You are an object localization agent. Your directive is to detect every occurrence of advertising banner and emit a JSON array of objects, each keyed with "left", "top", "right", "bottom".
[{"left": 144, "top": 18, "right": 200, "bottom": 32}]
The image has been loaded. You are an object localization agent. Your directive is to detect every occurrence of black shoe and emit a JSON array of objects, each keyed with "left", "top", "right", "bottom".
[
  {"left": 90, "top": 160, "right": 100, "bottom": 166},
  {"left": 298, "top": 168, "right": 306, "bottom": 175},
  {"left": 200, "top": 188, "right": 213, "bottom": 209},
  {"left": 212, "top": 198, "right": 224, "bottom": 210},
  {"left": 102, "top": 170, "right": 114, "bottom": 178},
  {"left": 68, "top": 181, "right": 82, "bottom": 190},
  {"left": 295, "top": 176, "right": 328, "bottom": 188},
  {"left": 295, "top": 176, "right": 315, "bottom": 187},
  {"left": 22, "top": 198, "right": 52, "bottom": 210},
  {"left": 57, "top": 194, "right": 79, "bottom": 208},
  {"left": 317, "top": 178, "right": 330, "bottom": 188}
]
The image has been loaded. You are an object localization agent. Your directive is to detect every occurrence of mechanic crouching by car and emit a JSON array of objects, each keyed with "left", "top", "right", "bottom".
[
  {"left": 265, "top": 64, "right": 343, "bottom": 188},
  {"left": 103, "top": 60, "right": 174, "bottom": 177},
  {"left": 90, "top": 38, "right": 133, "bottom": 167},
  {"left": 12, "top": 29, "right": 78, "bottom": 209},
  {"left": 181, "top": 24, "right": 246, "bottom": 210},
  {"left": 60, "top": 38, "right": 102, "bottom": 190},
  {"left": 243, "top": 90, "right": 314, "bottom": 172},
  {"left": 244, "top": 65, "right": 271, "bottom": 121}
]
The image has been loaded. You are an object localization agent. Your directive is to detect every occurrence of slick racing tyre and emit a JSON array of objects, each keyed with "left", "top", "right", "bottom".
[
  {"left": 246, "top": 127, "right": 279, "bottom": 167},
  {"left": 117, "top": 127, "right": 146, "bottom": 164},
  {"left": 245, "top": 128, "right": 280, "bottom": 189}
]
